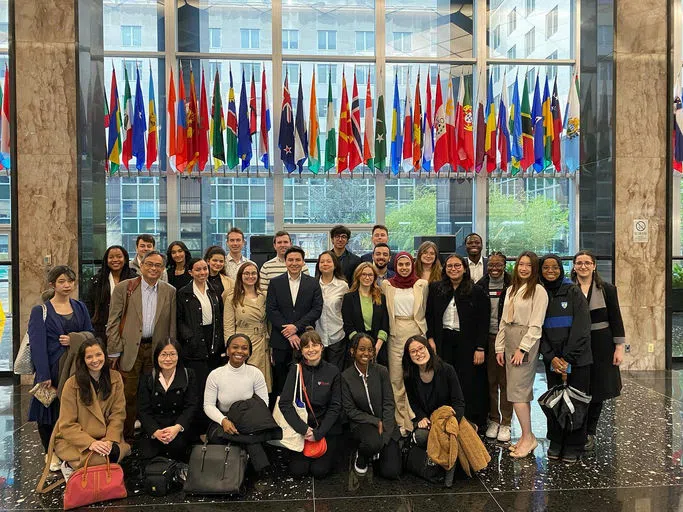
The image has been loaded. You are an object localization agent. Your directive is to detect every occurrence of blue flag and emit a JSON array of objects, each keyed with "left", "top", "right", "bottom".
[
  {"left": 278, "top": 73, "right": 296, "bottom": 173},
  {"left": 531, "top": 75, "right": 544, "bottom": 172},
  {"left": 237, "top": 69, "right": 252, "bottom": 170},
  {"left": 390, "top": 73, "right": 402, "bottom": 175},
  {"left": 510, "top": 75, "right": 523, "bottom": 169},
  {"left": 132, "top": 68, "right": 147, "bottom": 170},
  {"left": 294, "top": 70, "right": 308, "bottom": 174}
]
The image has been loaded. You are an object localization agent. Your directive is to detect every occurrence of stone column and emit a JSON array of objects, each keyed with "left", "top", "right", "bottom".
[
  {"left": 614, "top": 2, "right": 667, "bottom": 369},
  {"left": 15, "top": 2, "right": 79, "bottom": 338}
]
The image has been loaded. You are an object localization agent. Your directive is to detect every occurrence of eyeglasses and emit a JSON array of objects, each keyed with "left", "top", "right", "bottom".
[
  {"left": 574, "top": 261, "right": 594, "bottom": 267},
  {"left": 445, "top": 263, "right": 463, "bottom": 270},
  {"left": 409, "top": 345, "right": 427, "bottom": 356},
  {"left": 360, "top": 272, "right": 375, "bottom": 278},
  {"left": 143, "top": 262, "right": 164, "bottom": 269},
  {"left": 333, "top": 234, "right": 348, "bottom": 240},
  {"left": 159, "top": 352, "right": 178, "bottom": 359}
]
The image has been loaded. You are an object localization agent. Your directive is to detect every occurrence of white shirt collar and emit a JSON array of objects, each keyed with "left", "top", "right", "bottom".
[
  {"left": 288, "top": 272, "right": 302, "bottom": 282},
  {"left": 142, "top": 279, "right": 158, "bottom": 292},
  {"left": 468, "top": 258, "right": 483, "bottom": 267},
  {"left": 355, "top": 361, "right": 369, "bottom": 377},
  {"left": 227, "top": 253, "right": 246, "bottom": 263}
]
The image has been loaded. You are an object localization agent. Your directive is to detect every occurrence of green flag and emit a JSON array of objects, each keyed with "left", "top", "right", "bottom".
[
  {"left": 225, "top": 67, "right": 239, "bottom": 170},
  {"left": 210, "top": 69, "right": 225, "bottom": 167},
  {"left": 324, "top": 71, "right": 336, "bottom": 171},
  {"left": 374, "top": 92, "right": 386, "bottom": 172}
]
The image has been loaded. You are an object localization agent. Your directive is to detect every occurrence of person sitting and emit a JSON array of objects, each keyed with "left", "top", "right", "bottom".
[
  {"left": 341, "top": 333, "right": 401, "bottom": 479},
  {"left": 47, "top": 338, "right": 129, "bottom": 482},
  {"left": 279, "top": 329, "right": 342, "bottom": 479},
  {"left": 137, "top": 339, "right": 198, "bottom": 463}
]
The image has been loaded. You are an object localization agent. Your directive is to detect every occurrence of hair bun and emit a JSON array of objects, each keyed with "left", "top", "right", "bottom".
[{"left": 304, "top": 326, "right": 315, "bottom": 332}]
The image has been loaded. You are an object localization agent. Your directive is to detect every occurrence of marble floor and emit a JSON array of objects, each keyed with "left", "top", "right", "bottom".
[{"left": 1, "top": 370, "right": 683, "bottom": 511}]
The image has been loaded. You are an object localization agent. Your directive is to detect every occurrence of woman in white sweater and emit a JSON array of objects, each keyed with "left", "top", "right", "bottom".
[{"left": 495, "top": 251, "right": 548, "bottom": 459}]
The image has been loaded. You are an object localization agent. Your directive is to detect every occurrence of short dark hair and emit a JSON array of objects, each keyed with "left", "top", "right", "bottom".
[
  {"left": 372, "top": 224, "right": 388, "bottom": 235},
  {"left": 285, "top": 246, "right": 305, "bottom": 260},
  {"left": 136, "top": 234, "right": 156, "bottom": 247},
  {"left": 47, "top": 265, "right": 76, "bottom": 285},
  {"left": 350, "top": 332, "right": 375, "bottom": 353},
  {"left": 153, "top": 339, "right": 183, "bottom": 374},
  {"left": 187, "top": 257, "right": 207, "bottom": 271},
  {"left": 465, "top": 232, "right": 482, "bottom": 244},
  {"left": 373, "top": 242, "right": 390, "bottom": 253},
  {"left": 203, "top": 245, "right": 226, "bottom": 261},
  {"left": 273, "top": 230, "right": 291, "bottom": 244},
  {"left": 227, "top": 227, "right": 245, "bottom": 240},
  {"left": 226, "top": 333, "right": 253, "bottom": 357},
  {"left": 141, "top": 250, "right": 166, "bottom": 265},
  {"left": 330, "top": 225, "right": 351, "bottom": 239}
]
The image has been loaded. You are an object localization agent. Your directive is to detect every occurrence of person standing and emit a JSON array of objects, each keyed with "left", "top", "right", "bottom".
[
  {"left": 107, "top": 251, "right": 177, "bottom": 440},
  {"left": 130, "top": 234, "right": 168, "bottom": 282},
  {"left": 372, "top": 243, "right": 395, "bottom": 287},
  {"left": 571, "top": 250, "right": 625, "bottom": 451},
  {"left": 260, "top": 231, "right": 309, "bottom": 292},
  {"left": 225, "top": 227, "right": 252, "bottom": 281},
  {"left": 316, "top": 251, "right": 350, "bottom": 371},
  {"left": 330, "top": 225, "right": 361, "bottom": 284},
  {"left": 166, "top": 241, "right": 193, "bottom": 290},
  {"left": 266, "top": 246, "right": 323, "bottom": 394},
  {"left": 494, "top": 251, "right": 548, "bottom": 458},
  {"left": 203, "top": 245, "right": 235, "bottom": 302},
  {"left": 464, "top": 233, "right": 487, "bottom": 283},
  {"left": 381, "top": 252, "right": 428, "bottom": 435},
  {"left": 415, "top": 241, "right": 443, "bottom": 283},
  {"left": 426, "top": 254, "right": 490, "bottom": 431},
  {"left": 360, "top": 225, "right": 394, "bottom": 271}
]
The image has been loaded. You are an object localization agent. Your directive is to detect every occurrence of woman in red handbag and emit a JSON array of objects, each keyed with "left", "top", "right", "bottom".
[
  {"left": 47, "top": 337, "right": 130, "bottom": 482},
  {"left": 279, "top": 328, "right": 342, "bottom": 479}
]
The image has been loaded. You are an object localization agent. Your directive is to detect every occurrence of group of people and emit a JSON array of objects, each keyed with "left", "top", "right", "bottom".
[{"left": 27, "top": 224, "right": 625, "bottom": 490}]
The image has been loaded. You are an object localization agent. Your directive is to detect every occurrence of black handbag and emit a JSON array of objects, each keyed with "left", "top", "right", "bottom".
[
  {"left": 405, "top": 445, "right": 444, "bottom": 484},
  {"left": 144, "top": 456, "right": 180, "bottom": 496},
  {"left": 183, "top": 441, "right": 248, "bottom": 495}
]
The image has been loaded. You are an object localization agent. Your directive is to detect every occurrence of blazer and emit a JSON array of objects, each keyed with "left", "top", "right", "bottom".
[
  {"left": 425, "top": 281, "right": 490, "bottom": 354},
  {"left": 85, "top": 268, "right": 137, "bottom": 342},
  {"left": 106, "top": 278, "right": 177, "bottom": 372},
  {"left": 341, "top": 290, "right": 389, "bottom": 342},
  {"left": 176, "top": 282, "right": 224, "bottom": 361},
  {"left": 381, "top": 279, "right": 429, "bottom": 336},
  {"left": 265, "top": 273, "right": 323, "bottom": 351},
  {"left": 137, "top": 365, "right": 199, "bottom": 437},
  {"left": 341, "top": 363, "right": 398, "bottom": 445},
  {"left": 53, "top": 370, "right": 130, "bottom": 468},
  {"left": 337, "top": 249, "right": 362, "bottom": 284}
]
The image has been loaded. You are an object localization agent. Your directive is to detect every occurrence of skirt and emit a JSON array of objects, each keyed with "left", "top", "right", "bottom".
[
  {"left": 503, "top": 324, "right": 539, "bottom": 403},
  {"left": 388, "top": 316, "right": 419, "bottom": 432}
]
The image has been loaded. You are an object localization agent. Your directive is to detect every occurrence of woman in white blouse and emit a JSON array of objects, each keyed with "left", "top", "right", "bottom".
[
  {"left": 495, "top": 251, "right": 548, "bottom": 458},
  {"left": 315, "top": 251, "right": 350, "bottom": 370},
  {"left": 381, "top": 252, "right": 429, "bottom": 435}
]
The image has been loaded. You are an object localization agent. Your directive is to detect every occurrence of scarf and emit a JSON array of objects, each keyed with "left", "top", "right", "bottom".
[
  {"left": 539, "top": 254, "right": 565, "bottom": 294},
  {"left": 388, "top": 252, "right": 419, "bottom": 289}
]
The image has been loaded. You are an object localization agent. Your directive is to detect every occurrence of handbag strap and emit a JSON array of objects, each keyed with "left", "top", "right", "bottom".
[
  {"left": 299, "top": 364, "right": 319, "bottom": 428},
  {"left": 36, "top": 430, "right": 63, "bottom": 493},
  {"left": 118, "top": 276, "right": 142, "bottom": 336}
]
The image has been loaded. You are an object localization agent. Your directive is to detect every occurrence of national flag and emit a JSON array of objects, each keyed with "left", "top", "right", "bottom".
[
  {"left": 457, "top": 76, "right": 474, "bottom": 171},
  {"left": 166, "top": 67, "right": 177, "bottom": 172},
  {"left": 225, "top": 67, "right": 239, "bottom": 170},
  {"left": 197, "top": 68, "right": 210, "bottom": 171},
  {"left": 175, "top": 67, "right": 187, "bottom": 172},
  {"left": 294, "top": 69, "right": 309, "bottom": 174},
  {"left": 210, "top": 69, "right": 225, "bottom": 168},
  {"left": 374, "top": 86, "right": 387, "bottom": 172},
  {"left": 337, "top": 70, "right": 351, "bottom": 173},
  {"left": 412, "top": 72, "right": 422, "bottom": 171},
  {"left": 104, "top": 85, "right": 109, "bottom": 174},
  {"left": 484, "top": 73, "right": 497, "bottom": 172},
  {"left": 260, "top": 68, "right": 271, "bottom": 169},
  {"left": 563, "top": 74, "right": 580, "bottom": 172},
  {"left": 186, "top": 69, "right": 199, "bottom": 172},
  {"left": 401, "top": 73, "right": 412, "bottom": 172},
  {"left": 146, "top": 65, "right": 158, "bottom": 170},
  {"left": 308, "top": 70, "right": 321, "bottom": 174},
  {"left": 121, "top": 65, "right": 133, "bottom": 169},
  {"left": 474, "top": 73, "right": 486, "bottom": 172},
  {"left": 324, "top": 69, "right": 336, "bottom": 171},
  {"left": 433, "top": 73, "right": 447, "bottom": 172},
  {"left": 422, "top": 73, "right": 434, "bottom": 171},
  {"left": 237, "top": 68, "right": 252, "bottom": 170},
  {"left": 363, "top": 72, "right": 374, "bottom": 169},
  {"left": 0, "top": 66, "right": 9, "bottom": 170},
  {"left": 531, "top": 75, "right": 544, "bottom": 172},
  {"left": 510, "top": 74, "right": 523, "bottom": 174},
  {"left": 542, "top": 76, "right": 554, "bottom": 170},
  {"left": 349, "top": 72, "right": 362, "bottom": 171},
  {"left": 390, "top": 73, "right": 402, "bottom": 175},
  {"left": 107, "top": 68, "right": 122, "bottom": 174},
  {"left": 249, "top": 70, "right": 257, "bottom": 136},
  {"left": 132, "top": 67, "right": 147, "bottom": 171},
  {"left": 520, "top": 75, "right": 534, "bottom": 170},
  {"left": 497, "top": 74, "right": 511, "bottom": 171},
  {"left": 278, "top": 72, "right": 296, "bottom": 173},
  {"left": 551, "top": 77, "right": 563, "bottom": 172},
  {"left": 450, "top": 76, "right": 461, "bottom": 169}
]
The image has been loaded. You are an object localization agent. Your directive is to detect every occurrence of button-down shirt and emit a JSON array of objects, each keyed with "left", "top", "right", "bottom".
[
  {"left": 141, "top": 280, "right": 159, "bottom": 338},
  {"left": 288, "top": 272, "right": 302, "bottom": 305},
  {"left": 355, "top": 362, "right": 375, "bottom": 415},
  {"left": 193, "top": 282, "right": 213, "bottom": 326},
  {"left": 225, "top": 253, "right": 251, "bottom": 281},
  {"left": 316, "top": 276, "right": 349, "bottom": 345},
  {"left": 467, "top": 258, "right": 484, "bottom": 283},
  {"left": 442, "top": 296, "right": 461, "bottom": 331}
]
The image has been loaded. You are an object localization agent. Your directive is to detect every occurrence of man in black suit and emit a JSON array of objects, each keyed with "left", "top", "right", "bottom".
[
  {"left": 360, "top": 224, "right": 394, "bottom": 271},
  {"left": 465, "top": 233, "right": 488, "bottom": 283},
  {"left": 266, "top": 246, "right": 323, "bottom": 394}
]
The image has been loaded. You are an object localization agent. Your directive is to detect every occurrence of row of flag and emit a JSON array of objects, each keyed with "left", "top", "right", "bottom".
[{"left": 104, "top": 64, "right": 581, "bottom": 175}]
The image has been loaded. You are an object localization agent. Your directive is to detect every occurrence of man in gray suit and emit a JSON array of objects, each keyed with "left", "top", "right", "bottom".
[{"left": 106, "top": 251, "right": 177, "bottom": 439}]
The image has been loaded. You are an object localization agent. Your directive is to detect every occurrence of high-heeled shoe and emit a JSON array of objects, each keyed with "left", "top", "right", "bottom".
[
  {"left": 508, "top": 443, "right": 518, "bottom": 451},
  {"left": 509, "top": 438, "right": 538, "bottom": 458}
]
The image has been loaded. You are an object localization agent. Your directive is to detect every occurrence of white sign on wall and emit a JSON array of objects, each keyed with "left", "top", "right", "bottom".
[{"left": 633, "top": 219, "right": 649, "bottom": 243}]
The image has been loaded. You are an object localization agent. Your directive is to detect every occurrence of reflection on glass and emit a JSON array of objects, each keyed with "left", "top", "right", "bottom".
[
  {"left": 104, "top": 0, "right": 164, "bottom": 52},
  {"left": 386, "top": 1, "right": 472, "bottom": 58},
  {"left": 0, "top": 266, "right": 11, "bottom": 371}
]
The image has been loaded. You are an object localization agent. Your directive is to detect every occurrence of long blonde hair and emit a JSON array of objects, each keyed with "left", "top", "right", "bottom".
[
  {"left": 348, "top": 262, "right": 382, "bottom": 305},
  {"left": 415, "top": 241, "right": 443, "bottom": 283}
]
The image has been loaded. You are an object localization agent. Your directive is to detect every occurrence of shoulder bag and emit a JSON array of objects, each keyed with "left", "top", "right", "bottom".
[
  {"left": 300, "top": 369, "right": 327, "bottom": 459},
  {"left": 14, "top": 304, "right": 47, "bottom": 375},
  {"left": 183, "top": 439, "right": 248, "bottom": 495},
  {"left": 269, "top": 363, "right": 307, "bottom": 452}
]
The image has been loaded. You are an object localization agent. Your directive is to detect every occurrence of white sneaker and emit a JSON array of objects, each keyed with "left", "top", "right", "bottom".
[
  {"left": 134, "top": 419, "right": 142, "bottom": 430},
  {"left": 497, "top": 425, "right": 511, "bottom": 442},
  {"left": 485, "top": 421, "right": 499, "bottom": 439},
  {"left": 45, "top": 453, "right": 61, "bottom": 472},
  {"left": 60, "top": 461, "right": 74, "bottom": 482}
]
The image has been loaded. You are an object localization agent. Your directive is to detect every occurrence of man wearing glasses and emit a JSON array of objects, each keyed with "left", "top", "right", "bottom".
[
  {"left": 106, "top": 250, "right": 177, "bottom": 440},
  {"left": 330, "top": 225, "right": 361, "bottom": 283}
]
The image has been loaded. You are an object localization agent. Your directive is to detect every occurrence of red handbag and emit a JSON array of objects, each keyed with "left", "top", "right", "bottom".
[
  {"left": 300, "top": 370, "right": 328, "bottom": 459},
  {"left": 63, "top": 452, "right": 127, "bottom": 510}
]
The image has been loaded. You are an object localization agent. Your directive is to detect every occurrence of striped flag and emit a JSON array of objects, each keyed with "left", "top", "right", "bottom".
[
  {"left": 390, "top": 73, "right": 402, "bottom": 175},
  {"left": 324, "top": 69, "right": 336, "bottom": 172},
  {"left": 308, "top": 69, "right": 321, "bottom": 174},
  {"left": 412, "top": 72, "right": 422, "bottom": 171},
  {"left": 146, "top": 65, "right": 158, "bottom": 170},
  {"left": 294, "top": 68, "right": 309, "bottom": 173},
  {"left": 363, "top": 71, "right": 374, "bottom": 169},
  {"left": 563, "top": 75, "right": 580, "bottom": 172},
  {"left": 497, "top": 73, "right": 510, "bottom": 171},
  {"left": 337, "top": 70, "right": 351, "bottom": 173},
  {"left": 107, "top": 68, "right": 122, "bottom": 174},
  {"left": 510, "top": 74, "right": 523, "bottom": 174},
  {"left": 484, "top": 73, "right": 497, "bottom": 172},
  {"left": 175, "top": 67, "right": 187, "bottom": 172},
  {"left": 260, "top": 68, "right": 271, "bottom": 169},
  {"left": 121, "top": 66, "right": 133, "bottom": 169},
  {"left": 210, "top": 68, "right": 225, "bottom": 168},
  {"left": 446, "top": 76, "right": 457, "bottom": 170},
  {"left": 433, "top": 73, "right": 447, "bottom": 172},
  {"left": 520, "top": 75, "right": 534, "bottom": 170},
  {"left": 349, "top": 71, "right": 362, "bottom": 171},
  {"left": 198, "top": 68, "right": 210, "bottom": 171},
  {"left": 550, "top": 77, "right": 563, "bottom": 172},
  {"left": 226, "top": 67, "right": 239, "bottom": 170},
  {"left": 422, "top": 72, "right": 434, "bottom": 171},
  {"left": 401, "top": 72, "right": 413, "bottom": 172},
  {"left": 542, "top": 76, "right": 554, "bottom": 170},
  {"left": 166, "top": 67, "right": 177, "bottom": 172}
]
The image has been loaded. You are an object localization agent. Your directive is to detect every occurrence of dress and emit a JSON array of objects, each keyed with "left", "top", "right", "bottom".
[{"left": 223, "top": 292, "right": 272, "bottom": 391}]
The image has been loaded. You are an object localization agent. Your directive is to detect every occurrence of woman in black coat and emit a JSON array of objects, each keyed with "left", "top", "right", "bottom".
[
  {"left": 85, "top": 245, "right": 137, "bottom": 346},
  {"left": 137, "top": 339, "right": 199, "bottom": 462},
  {"left": 426, "top": 254, "right": 490, "bottom": 430},
  {"left": 341, "top": 333, "right": 401, "bottom": 479},
  {"left": 342, "top": 262, "right": 390, "bottom": 366}
]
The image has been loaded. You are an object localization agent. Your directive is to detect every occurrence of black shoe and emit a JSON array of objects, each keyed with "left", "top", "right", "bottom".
[
  {"left": 561, "top": 452, "right": 579, "bottom": 464},
  {"left": 584, "top": 434, "right": 595, "bottom": 451},
  {"left": 354, "top": 451, "right": 368, "bottom": 475},
  {"left": 547, "top": 445, "right": 561, "bottom": 461}
]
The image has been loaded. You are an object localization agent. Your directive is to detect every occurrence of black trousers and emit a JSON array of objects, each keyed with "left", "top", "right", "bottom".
[
  {"left": 324, "top": 340, "right": 348, "bottom": 372},
  {"left": 289, "top": 435, "right": 339, "bottom": 479},
  {"left": 545, "top": 364, "right": 591, "bottom": 454},
  {"left": 272, "top": 347, "right": 293, "bottom": 396},
  {"left": 351, "top": 423, "right": 402, "bottom": 479},
  {"left": 586, "top": 401, "right": 604, "bottom": 435},
  {"left": 139, "top": 433, "right": 191, "bottom": 463},
  {"left": 38, "top": 423, "right": 55, "bottom": 453}
]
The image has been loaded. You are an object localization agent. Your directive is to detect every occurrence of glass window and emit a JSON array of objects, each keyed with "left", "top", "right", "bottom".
[
  {"left": 104, "top": 1, "right": 163, "bottom": 52},
  {"left": 241, "top": 28, "right": 260, "bottom": 49},
  {"left": 525, "top": 0, "right": 535, "bottom": 17},
  {"left": 508, "top": 7, "right": 517, "bottom": 34},
  {"left": 525, "top": 27, "right": 535, "bottom": 57},
  {"left": 391, "top": 32, "right": 412, "bottom": 53},
  {"left": 318, "top": 30, "right": 337, "bottom": 50},
  {"left": 317, "top": 64, "right": 338, "bottom": 84},
  {"left": 492, "top": 25, "right": 501, "bottom": 49},
  {"left": 356, "top": 31, "right": 374, "bottom": 52},
  {"left": 546, "top": 6, "right": 559, "bottom": 38},
  {"left": 283, "top": 29, "right": 299, "bottom": 50},
  {"left": 209, "top": 28, "right": 221, "bottom": 49},
  {"left": 121, "top": 25, "right": 142, "bottom": 47}
]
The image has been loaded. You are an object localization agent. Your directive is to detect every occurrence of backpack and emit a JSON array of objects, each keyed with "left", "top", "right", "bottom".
[{"left": 144, "top": 456, "right": 181, "bottom": 496}]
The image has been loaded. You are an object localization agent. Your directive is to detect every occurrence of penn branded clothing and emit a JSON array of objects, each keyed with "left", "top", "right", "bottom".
[
  {"left": 316, "top": 277, "right": 349, "bottom": 346},
  {"left": 259, "top": 256, "right": 310, "bottom": 292},
  {"left": 495, "top": 283, "right": 548, "bottom": 354},
  {"left": 203, "top": 363, "right": 268, "bottom": 425}
]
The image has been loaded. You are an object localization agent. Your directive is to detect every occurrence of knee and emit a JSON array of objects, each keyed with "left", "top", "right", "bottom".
[
  {"left": 310, "top": 462, "right": 332, "bottom": 480},
  {"left": 289, "top": 459, "right": 310, "bottom": 477},
  {"left": 358, "top": 434, "right": 383, "bottom": 456},
  {"left": 413, "top": 428, "right": 429, "bottom": 448},
  {"left": 379, "top": 463, "right": 401, "bottom": 480}
]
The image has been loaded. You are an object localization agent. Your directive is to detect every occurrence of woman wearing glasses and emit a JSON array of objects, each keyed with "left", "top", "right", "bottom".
[
  {"left": 571, "top": 250, "right": 625, "bottom": 451},
  {"left": 426, "top": 254, "right": 490, "bottom": 432}
]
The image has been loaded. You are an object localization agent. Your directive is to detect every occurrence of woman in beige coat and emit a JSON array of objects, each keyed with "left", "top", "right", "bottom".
[
  {"left": 49, "top": 338, "right": 130, "bottom": 480},
  {"left": 381, "top": 252, "right": 429, "bottom": 434},
  {"left": 223, "top": 262, "right": 272, "bottom": 391}
]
